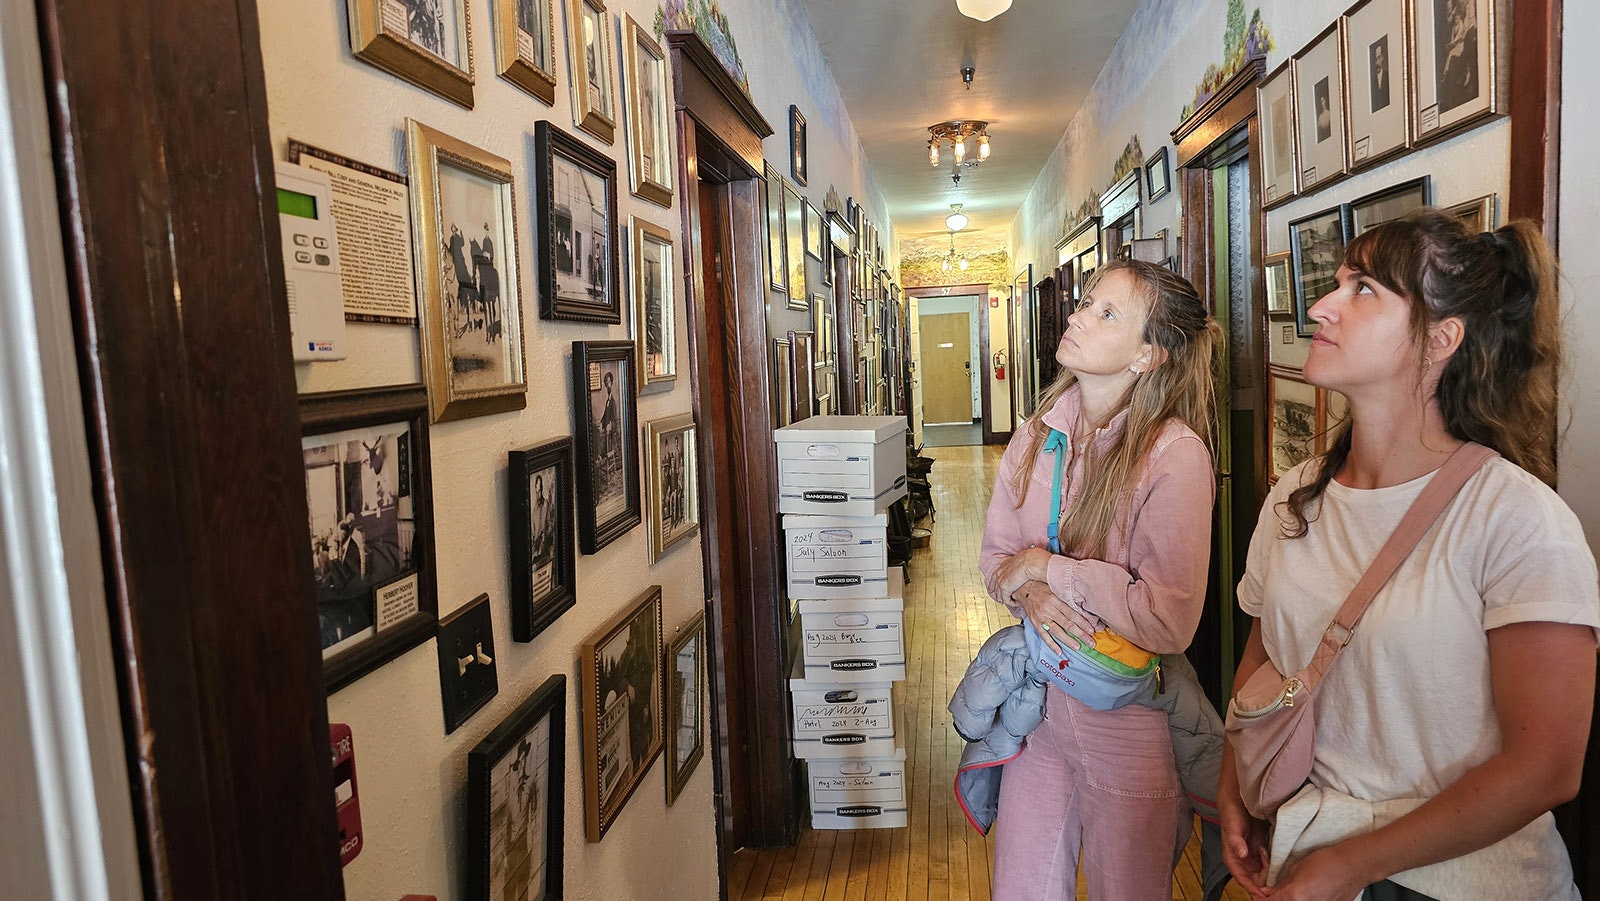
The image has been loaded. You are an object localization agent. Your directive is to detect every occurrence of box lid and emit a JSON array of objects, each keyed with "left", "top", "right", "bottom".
[
  {"left": 782, "top": 512, "right": 889, "bottom": 530},
  {"left": 774, "top": 415, "right": 908, "bottom": 445},
  {"left": 796, "top": 569, "right": 904, "bottom": 611}
]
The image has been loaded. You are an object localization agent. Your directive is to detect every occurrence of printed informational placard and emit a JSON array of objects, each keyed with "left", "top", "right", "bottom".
[
  {"left": 288, "top": 139, "right": 419, "bottom": 325},
  {"left": 373, "top": 572, "right": 420, "bottom": 632}
]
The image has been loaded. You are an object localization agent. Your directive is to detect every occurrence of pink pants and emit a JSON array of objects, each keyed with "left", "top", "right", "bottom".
[{"left": 991, "top": 684, "right": 1186, "bottom": 900}]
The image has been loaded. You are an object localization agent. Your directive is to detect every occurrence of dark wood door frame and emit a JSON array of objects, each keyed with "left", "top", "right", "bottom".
[
  {"left": 905, "top": 283, "right": 1001, "bottom": 443},
  {"left": 35, "top": 0, "right": 343, "bottom": 896}
]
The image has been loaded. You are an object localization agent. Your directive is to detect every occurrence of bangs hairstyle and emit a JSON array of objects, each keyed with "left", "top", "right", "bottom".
[
  {"left": 1011, "top": 259, "right": 1220, "bottom": 558},
  {"left": 1279, "top": 208, "right": 1561, "bottom": 537}
]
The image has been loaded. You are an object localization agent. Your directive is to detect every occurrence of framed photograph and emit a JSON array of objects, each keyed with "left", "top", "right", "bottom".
[
  {"left": 788, "top": 329, "right": 815, "bottom": 423},
  {"left": 347, "top": 0, "right": 474, "bottom": 107},
  {"left": 300, "top": 385, "right": 437, "bottom": 693},
  {"left": 580, "top": 585, "right": 663, "bottom": 842},
  {"left": 1264, "top": 250, "right": 1294, "bottom": 317},
  {"left": 536, "top": 121, "right": 622, "bottom": 324},
  {"left": 467, "top": 674, "right": 565, "bottom": 901},
  {"left": 1445, "top": 193, "right": 1497, "bottom": 232},
  {"left": 1289, "top": 205, "right": 1351, "bottom": 337},
  {"left": 664, "top": 611, "right": 706, "bottom": 805},
  {"left": 804, "top": 198, "right": 824, "bottom": 262},
  {"left": 789, "top": 104, "right": 807, "bottom": 187},
  {"left": 1412, "top": 0, "right": 1502, "bottom": 142},
  {"left": 1294, "top": 24, "right": 1348, "bottom": 192},
  {"left": 764, "top": 164, "right": 787, "bottom": 293},
  {"left": 1269, "top": 365, "right": 1321, "bottom": 481},
  {"left": 492, "top": 0, "right": 556, "bottom": 104},
  {"left": 564, "top": 0, "right": 616, "bottom": 143},
  {"left": 571, "top": 341, "right": 641, "bottom": 554},
  {"left": 1348, "top": 176, "right": 1432, "bottom": 236},
  {"left": 1258, "top": 61, "right": 1297, "bottom": 206},
  {"left": 645, "top": 414, "right": 699, "bottom": 562},
  {"left": 783, "top": 182, "right": 807, "bottom": 311},
  {"left": 772, "top": 337, "right": 792, "bottom": 429},
  {"left": 622, "top": 16, "right": 673, "bottom": 207},
  {"left": 406, "top": 120, "right": 529, "bottom": 423},
  {"left": 1343, "top": 0, "right": 1410, "bottom": 169},
  {"left": 1142, "top": 145, "right": 1171, "bottom": 202},
  {"left": 628, "top": 218, "right": 677, "bottom": 386},
  {"left": 507, "top": 439, "right": 576, "bottom": 642}
]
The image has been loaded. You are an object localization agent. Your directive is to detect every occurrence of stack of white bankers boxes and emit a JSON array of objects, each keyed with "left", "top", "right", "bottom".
[{"left": 774, "top": 415, "right": 910, "bottom": 830}]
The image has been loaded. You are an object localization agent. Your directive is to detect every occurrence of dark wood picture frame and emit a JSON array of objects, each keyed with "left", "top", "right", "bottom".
[
  {"left": 571, "top": 340, "right": 642, "bottom": 553},
  {"left": 580, "top": 584, "right": 663, "bottom": 841},
  {"left": 299, "top": 384, "right": 438, "bottom": 693},
  {"left": 788, "top": 329, "right": 815, "bottom": 423},
  {"left": 644, "top": 413, "right": 699, "bottom": 562},
  {"left": 467, "top": 673, "right": 566, "bottom": 901},
  {"left": 1144, "top": 145, "right": 1171, "bottom": 201},
  {"left": 1288, "top": 205, "right": 1353, "bottom": 337},
  {"left": 789, "top": 104, "right": 807, "bottom": 186},
  {"left": 664, "top": 610, "right": 706, "bottom": 805},
  {"left": 508, "top": 438, "right": 577, "bottom": 642},
  {"left": 536, "top": 121, "right": 622, "bottom": 324}
]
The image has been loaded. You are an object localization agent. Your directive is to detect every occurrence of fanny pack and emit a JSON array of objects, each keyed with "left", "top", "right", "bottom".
[{"left": 1024, "top": 619, "right": 1162, "bottom": 710}]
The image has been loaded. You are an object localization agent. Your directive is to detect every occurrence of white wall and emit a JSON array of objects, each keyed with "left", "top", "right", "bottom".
[
  {"left": 258, "top": 0, "right": 888, "bottom": 898},
  {"left": 1559, "top": 0, "right": 1600, "bottom": 555}
]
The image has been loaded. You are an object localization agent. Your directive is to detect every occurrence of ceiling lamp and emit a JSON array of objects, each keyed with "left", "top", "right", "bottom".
[
  {"left": 956, "top": 0, "right": 1012, "bottom": 22},
  {"left": 944, "top": 204, "right": 969, "bottom": 232},
  {"left": 941, "top": 233, "right": 969, "bottom": 271},
  {"left": 927, "top": 120, "right": 991, "bottom": 185}
]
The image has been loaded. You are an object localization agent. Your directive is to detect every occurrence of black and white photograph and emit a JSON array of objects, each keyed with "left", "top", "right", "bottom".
[
  {"left": 468, "top": 674, "right": 565, "bottom": 901},
  {"left": 508, "top": 438, "right": 576, "bottom": 642},
  {"left": 1270, "top": 369, "right": 1319, "bottom": 480},
  {"left": 537, "top": 122, "right": 622, "bottom": 323},
  {"left": 1370, "top": 37, "right": 1391, "bottom": 112},
  {"left": 623, "top": 16, "right": 672, "bottom": 207},
  {"left": 571, "top": 341, "right": 641, "bottom": 554},
  {"left": 492, "top": 0, "right": 556, "bottom": 103},
  {"left": 1314, "top": 77, "right": 1333, "bottom": 143},
  {"left": 1257, "top": 62, "right": 1296, "bottom": 205},
  {"left": 1349, "top": 176, "right": 1432, "bottom": 236},
  {"left": 405, "top": 0, "right": 459, "bottom": 61},
  {"left": 630, "top": 218, "right": 676, "bottom": 386},
  {"left": 299, "top": 385, "right": 438, "bottom": 693},
  {"left": 1413, "top": 0, "right": 1498, "bottom": 138},
  {"left": 349, "top": 0, "right": 474, "bottom": 106},
  {"left": 1289, "top": 205, "right": 1352, "bottom": 338},
  {"left": 1294, "top": 27, "right": 1347, "bottom": 190},
  {"left": 646, "top": 414, "right": 698, "bottom": 562},
  {"left": 665, "top": 612, "right": 705, "bottom": 805},
  {"left": 580, "top": 585, "right": 663, "bottom": 842},
  {"left": 1435, "top": 0, "right": 1479, "bottom": 115},
  {"left": 789, "top": 104, "right": 807, "bottom": 187},
  {"left": 1344, "top": 0, "right": 1410, "bottom": 168},
  {"left": 564, "top": 0, "right": 616, "bottom": 143}
]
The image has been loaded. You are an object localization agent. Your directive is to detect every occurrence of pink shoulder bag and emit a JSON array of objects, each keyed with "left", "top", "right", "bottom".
[{"left": 1225, "top": 442, "right": 1496, "bottom": 820}]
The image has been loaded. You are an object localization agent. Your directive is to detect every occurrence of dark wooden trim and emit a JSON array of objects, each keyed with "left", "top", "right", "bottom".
[
  {"left": 666, "top": 31, "right": 772, "bottom": 171},
  {"left": 1172, "top": 57, "right": 1266, "bottom": 169},
  {"left": 1507, "top": 0, "right": 1559, "bottom": 236},
  {"left": 905, "top": 284, "right": 1000, "bottom": 444},
  {"left": 35, "top": 0, "right": 342, "bottom": 895}
]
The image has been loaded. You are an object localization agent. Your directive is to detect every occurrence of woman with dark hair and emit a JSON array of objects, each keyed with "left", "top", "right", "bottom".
[
  {"left": 1220, "top": 210, "right": 1597, "bottom": 900},
  {"left": 978, "top": 259, "right": 1222, "bottom": 898}
]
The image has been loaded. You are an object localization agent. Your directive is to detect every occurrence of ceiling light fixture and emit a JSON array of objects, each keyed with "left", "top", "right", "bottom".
[
  {"left": 944, "top": 204, "right": 969, "bottom": 232},
  {"left": 927, "top": 120, "right": 991, "bottom": 185},
  {"left": 941, "top": 233, "right": 969, "bottom": 271},
  {"left": 955, "top": 0, "right": 1012, "bottom": 22}
]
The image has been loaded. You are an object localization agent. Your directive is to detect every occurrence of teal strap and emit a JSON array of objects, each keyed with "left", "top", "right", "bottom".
[{"left": 1043, "top": 428, "right": 1070, "bottom": 554}]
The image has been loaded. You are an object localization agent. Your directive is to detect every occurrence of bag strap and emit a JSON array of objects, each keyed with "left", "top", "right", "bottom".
[
  {"left": 1044, "top": 428, "right": 1071, "bottom": 554},
  {"left": 1293, "top": 442, "right": 1498, "bottom": 692}
]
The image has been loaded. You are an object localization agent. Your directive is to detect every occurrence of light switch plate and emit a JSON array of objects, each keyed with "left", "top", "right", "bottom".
[{"left": 437, "top": 593, "right": 498, "bottom": 734}]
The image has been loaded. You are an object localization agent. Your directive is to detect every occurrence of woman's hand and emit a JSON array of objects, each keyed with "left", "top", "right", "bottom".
[
  {"left": 1011, "top": 580, "right": 1099, "bottom": 654},
  {"left": 989, "top": 546, "right": 1052, "bottom": 599},
  {"left": 1218, "top": 787, "right": 1272, "bottom": 899},
  {"left": 1265, "top": 845, "right": 1371, "bottom": 901}
]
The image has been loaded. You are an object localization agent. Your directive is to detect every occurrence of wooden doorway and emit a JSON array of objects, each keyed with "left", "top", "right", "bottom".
[
  {"left": 906, "top": 284, "right": 1001, "bottom": 444},
  {"left": 919, "top": 311, "right": 975, "bottom": 425}
]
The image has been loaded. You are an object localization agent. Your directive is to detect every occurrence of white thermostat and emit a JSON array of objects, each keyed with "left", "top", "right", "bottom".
[{"left": 275, "top": 161, "right": 346, "bottom": 361}]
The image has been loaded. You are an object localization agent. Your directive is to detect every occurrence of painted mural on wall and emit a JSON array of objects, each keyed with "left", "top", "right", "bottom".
[
  {"left": 898, "top": 232, "right": 1010, "bottom": 290},
  {"left": 1061, "top": 136, "right": 1145, "bottom": 237},
  {"left": 1178, "top": 0, "right": 1274, "bottom": 123},
  {"left": 657, "top": 0, "right": 749, "bottom": 95}
]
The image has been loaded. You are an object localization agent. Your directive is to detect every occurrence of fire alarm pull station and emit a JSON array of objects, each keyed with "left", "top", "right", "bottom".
[
  {"left": 275, "top": 161, "right": 346, "bottom": 362},
  {"left": 330, "top": 723, "right": 363, "bottom": 867}
]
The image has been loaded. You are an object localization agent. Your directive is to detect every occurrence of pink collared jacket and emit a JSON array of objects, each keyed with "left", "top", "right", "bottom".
[{"left": 978, "top": 384, "right": 1216, "bottom": 654}]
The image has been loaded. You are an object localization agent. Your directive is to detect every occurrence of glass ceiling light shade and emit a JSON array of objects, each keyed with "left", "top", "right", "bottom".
[
  {"left": 926, "top": 120, "right": 991, "bottom": 184},
  {"left": 944, "top": 204, "right": 969, "bottom": 232},
  {"left": 956, "top": 0, "right": 1012, "bottom": 21}
]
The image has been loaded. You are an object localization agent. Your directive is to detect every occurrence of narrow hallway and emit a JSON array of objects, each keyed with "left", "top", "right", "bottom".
[{"left": 729, "top": 444, "right": 1243, "bottom": 900}]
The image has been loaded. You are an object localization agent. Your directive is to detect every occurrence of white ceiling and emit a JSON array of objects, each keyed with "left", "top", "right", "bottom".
[{"left": 801, "top": 0, "right": 1144, "bottom": 242}]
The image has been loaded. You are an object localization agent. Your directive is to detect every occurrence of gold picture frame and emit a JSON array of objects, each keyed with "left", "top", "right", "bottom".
[
  {"left": 645, "top": 413, "right": 699, "bottom": 562},
  {"left": 347, "top": 0, "right": 475, "bottom": 108},
  {"left": 630, "top": 217, "right": 677, "bottom": 386},
  {"left": 564, "top": 0, "right": 616, "bottom": 144},
  {"left": 491, "top": 0, "right": 557, "bottom": 104},
  {"left": 622, "top": 15, "right": 673, "bottom": 207},
  {"left": 405, "top": 119, "right": 529, "bottom": 422},
  {"left": 1445, "top": 193, "right": 1498, "bottom": 233}
]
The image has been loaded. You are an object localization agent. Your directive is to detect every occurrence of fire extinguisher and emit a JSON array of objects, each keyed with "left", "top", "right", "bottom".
[{"left": 992, "top": 350, "right": 1007, "bottom": 380}]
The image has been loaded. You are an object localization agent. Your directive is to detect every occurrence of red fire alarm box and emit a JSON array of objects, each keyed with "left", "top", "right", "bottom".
[
  {"left": 331, "top": 723, "right": 363, "bottom": 867},
  {"left": 989, "top": 296, "right": 999, "bottom": 308}
]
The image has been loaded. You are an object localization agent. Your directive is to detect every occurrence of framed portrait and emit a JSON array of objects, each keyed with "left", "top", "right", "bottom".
[
  {"left": 1348, "top": 176, "right": 1433, "bottom": 236},
  {"left": 1445, "top": 193, "right": 1497, "bottom": 232},
  {"left": 783, "top": 182, "right": 807, "bottom": 311},
  {"left": 300, "top": 385, "right": 437, "bottom": 693},
  {"left": 788, "top": 329, "right": 815, "bottom": 423},
  {"left": 1343, "top": 0, "right": 1410, "bottom": 169},
  {"left": 536, "top": 121, "right": 622, "bottom": 324},
  {"left": 1144, "top": 146, "right": 1171, "bottom": 202},
  {"left": 467, "top": 674, "right": 565, "bottom": 901},
  {"left": 406, "top": 120, "right": 529, "bottom": 423},
  {"left": 579, "top": 585, "right": 663, "bottom": 842},
  {"left": 644, "top": 414, "right": 699, "bottom": 562},
  {"left": 629, "top": 218, "right": 676, "bottom": 386},
  {"left": 1294, "top": 24, "right": 1348, "bottom": 192},
  {"left": 507, "top": 438, "right": 576, "bottom": 642},
  {"left": 1412, "top": 0, "right": 1502, "bottom": 142},
  {"left": 491, "top": 0, "right": 556, "bottom": 104},
  {"left": 622, "top": 16, "right": 673, "bottom": 207},
  {"left": 804, "top": 198, "right": 824, "bottom": 262},
  {"left": 1264, "top": 250, "right": 1294, "bottom": 317},
  {"left": 571, "top": 341, "right": 641, "bottom": 554},
  {"left": 664, "top": 611, "right": 706, "bottom": 805},
  {"left": 1289, "top": 205, "right": 1352, "bottom": 337},
  {"left": 789, "top": 104, "right": 807, "bottom": 187},
  {"left": 764, "top": 164, "right": 787, "bottom": 293},
  {"left": 772, "top": 337, "right": 792, "bottom": 429},
  {"left": 347, "top": 0, "right": 474, "bottom": 107},
  {"left": 1269, "top": 365, "right": 1321, "bottom": 481},
  {"left": 564, "top": 0, "right": 616, "bottom": 143},
  {"left": 1258, "top": 61, "right": 1297, "bottom": 206}
]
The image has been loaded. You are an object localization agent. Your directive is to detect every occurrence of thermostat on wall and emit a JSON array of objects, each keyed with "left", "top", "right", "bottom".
[{"left": 275, "top": 161, "right": 346, "bottom": 362}]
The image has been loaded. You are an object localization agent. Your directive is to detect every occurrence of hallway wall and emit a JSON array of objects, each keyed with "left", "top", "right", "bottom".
[
  {"left": 258, "top": 0, "right": 889, "bottom": 898},
  {"left": 1559, "top": 2, "right": 1600, "bottom": 554}
]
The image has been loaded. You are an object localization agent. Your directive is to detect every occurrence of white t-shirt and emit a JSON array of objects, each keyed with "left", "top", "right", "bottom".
[{"left": 1239, "top": 457, "right": 1599, "bottom": 888}]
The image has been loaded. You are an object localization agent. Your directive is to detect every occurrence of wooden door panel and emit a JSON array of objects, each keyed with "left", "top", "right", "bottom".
[{"left": 919, "top": 312, "right": 972, "bottom": 424}]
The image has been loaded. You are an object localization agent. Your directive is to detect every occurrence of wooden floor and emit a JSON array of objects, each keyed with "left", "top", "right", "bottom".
[{"left": 728, "top": 444, "right": 1248, "bottom": 901}]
